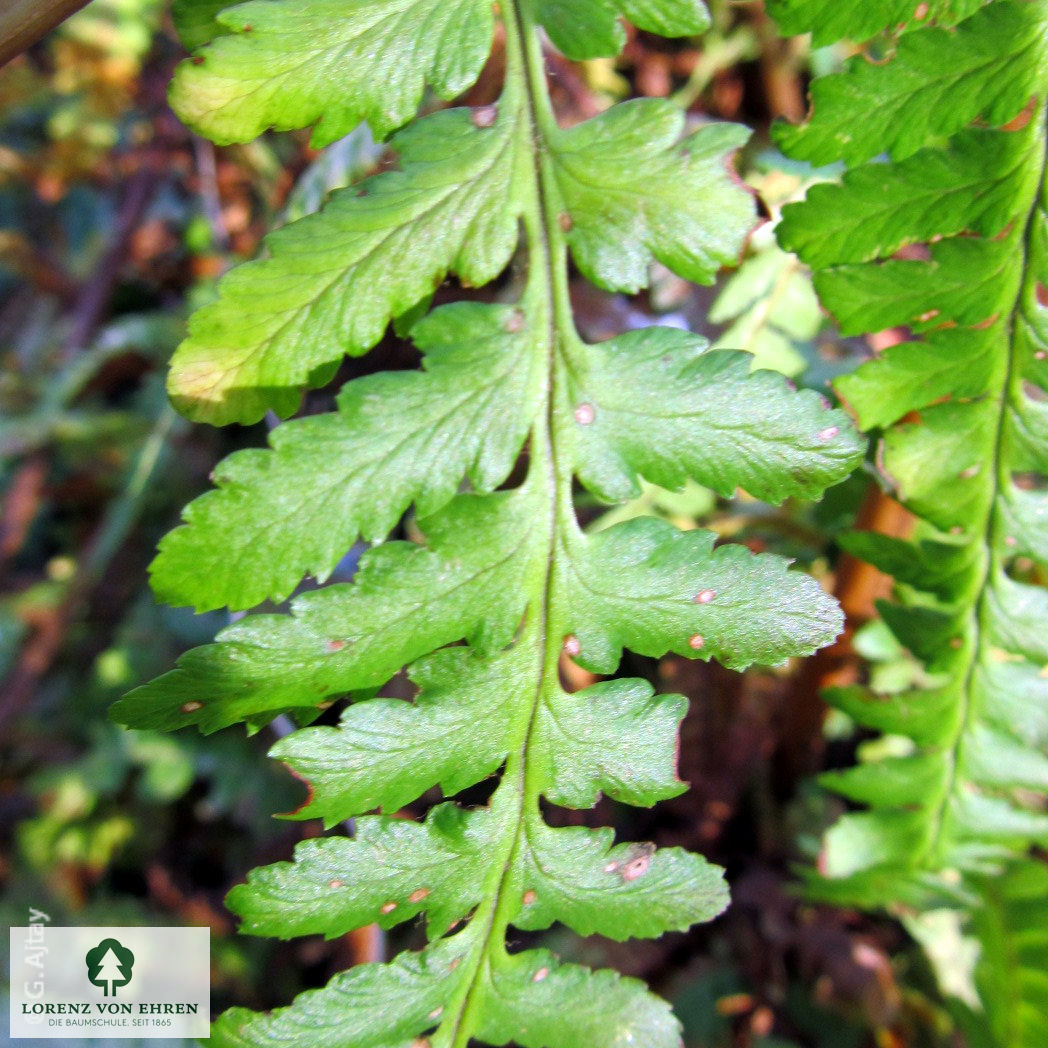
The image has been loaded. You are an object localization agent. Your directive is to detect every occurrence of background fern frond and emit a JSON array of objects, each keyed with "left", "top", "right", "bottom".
[{"left": 774, "top": 0, "right": 1048, "bottom": 1032}]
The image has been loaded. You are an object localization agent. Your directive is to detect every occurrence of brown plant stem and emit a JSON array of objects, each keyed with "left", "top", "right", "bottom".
[{"left": 0, "top": 0, "right": 91, "bottom": 68}]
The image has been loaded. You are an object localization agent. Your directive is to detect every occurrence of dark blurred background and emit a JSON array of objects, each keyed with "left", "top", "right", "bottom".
[{"left": 0, "top": 3, "right": 958, "bottom": 1045}]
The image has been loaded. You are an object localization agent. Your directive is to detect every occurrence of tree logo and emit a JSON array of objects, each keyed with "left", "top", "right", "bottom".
[{"left": 85, "top": 938, "right": 135, "bottom": 997}]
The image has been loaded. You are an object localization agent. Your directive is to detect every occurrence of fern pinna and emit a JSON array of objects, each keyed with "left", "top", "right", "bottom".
[
  {"left": 114, "top": 2, "right": 863, "bottom": 1044},
  {"left": 771, "top": 0, "right": 1048, "bottom": 1038}
]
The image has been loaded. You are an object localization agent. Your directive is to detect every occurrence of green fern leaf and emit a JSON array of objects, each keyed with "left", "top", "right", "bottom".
[
  {"left": 531, "top": 678, "right": 689, "bottom": 808},
  {"left": 817, "top": 234, "right": 1018, "bottom": 338},
  {"left": 837, "top": 531, "right": 972, "bottom": 599},
  {"left": 269, "top": 646, "right": 525, "bottom": 825},
  {"left": 210, "top": 938, "right": 683, "bottom": 1048},
  {"left": 535, "top": 0, "right": 709, "bottom": 59},
  {"left": 228, "top": 804, "right": 503, "bottom": 940},
  {"left": 113, "top": 489, "right": 545, "bottom": 732},
  {"left": 548, "top": 100, "right": 753, "bottom": 291},
  {"left": 766, "top": 0, "right": 985, "bottom": 47},
  {"left": 230, "top": 810, "right": 726, "bottom": 943},
  {"left": 208, "top": 936, "right": 468, "bottom": 1048},
  {"left": 277, "top": 672, "right": 687, "bottom": 827},
  {"left": 562, "top": 328, "right": 862, "bottom": 503},
  {"left": 559, "top": 517, "right": 842, "bottom": 672},
  {"left": 169, "top": 0, "right": 494, "bottom": 145},
  {"left": 778, "top": 128, "right": 1040, "bottom": 269},
  {"left": 508, "top": 821, "right": 728, "bottom": 939},
  {"left": 153, "top": 303, "right": 542, "bottom": 609},
  {"left": 116, "top": 499, "right": 840, "bottom": 729},
  {"left": 171, "top": 0, "right": 230, "bottom": 49},
  {"left": 835, "top": 331, "right": 1002, "bottom": 431},
  {"left": 476, "top": 952, "right": 682, "bottom": 1048},
  {"left": 775, "top": 1, "right": 1045, "bottom": 166},
  {"left": 167, "top": 108, "right": 525, "bottom": 425}
]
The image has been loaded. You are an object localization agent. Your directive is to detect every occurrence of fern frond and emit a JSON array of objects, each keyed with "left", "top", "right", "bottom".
[
  {"left": 773, "top": 0, "right": 1048, "bottom": 930},
  {"left": 118, "top": 1, "right": 866, "bottom": 1042},
  {"left": 957, "top": 861, "right": 1048, "bottom": 1048}
]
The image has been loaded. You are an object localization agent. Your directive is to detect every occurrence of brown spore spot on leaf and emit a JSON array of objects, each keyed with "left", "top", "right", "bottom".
[
  {"left": 409, "top": 887, "right": 430, "bottom": 903},
  {"left": 532, "top": 967, "right": 550, "bottom": 982},
  {"left": 621, "top": 850, "right": 653, "bottom": 881},
  {"left": 1036, "top": 283, "right": 1048, "bottom": 308},
  {"left": 913, "top": 2, "right": 929, "bottom": 18},
  {"left": 326, "top": 639, "right": 347, "bottom": 652},
  {"left": 1024, "top": 380, "right": 1048, "bottom": 402},
  {"left": 1002, "top": 95, "right": 1038, "bottom": 132},
  {"left": 471, "top": 104, "right": 498, "bottom": 128},
  {"left": 522, "top": 889, "right": 537, "bottom": 905},
  {"left": 380, "top": 901, "right": 397, "bottom": 914},
  {"left": 573, "top": 403, "right": 595, "bottom": 426},
  {"left": 504, "top": 309, "right": 526, "bottom": 333},
  {"left": 818, "top": 425, "right": 839, "bottom": 441},
  {"left": 688, "top": 633, "right": 705, "bottom": 650},
  {"left": 328, "top": 879, "right": 343, "bottom": 889},
  {"left": 972, "top": 312, "right": 1000, "bottom": 331},
  {"left": 181, "top": 701, "right": 203, "bottom": 714},
  {"left": 563, "top": 634, "right": 581, "bottom": 657},
  {"left": 893, "top": 243, "right": 931, "bottom": 262},
  {"left": 693, "top": 589, "right": 715, "bottom": 604},
  {"left": 558, "top": 211, "right": 573, "bottom": 231},
  {"left": 427, "top": 1007, "right": 443, "bottom": 1020},
  {"left": 191, "top": 56, "right": 205, "bottom": 65}
]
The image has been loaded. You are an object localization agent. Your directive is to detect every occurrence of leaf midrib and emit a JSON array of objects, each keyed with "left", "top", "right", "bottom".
[{"left": 434, "top": 5, "right": 579, "bottom": 1046}]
